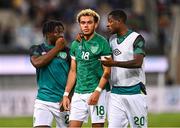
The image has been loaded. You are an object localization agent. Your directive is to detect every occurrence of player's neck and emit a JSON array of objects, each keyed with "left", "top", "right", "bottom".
[
  {"left": 45, "top": 39, "right": 53, "bottom": 45},
  {"left": 84, "top": 32, "right": 95, "bottom": 41},
  {"left": 118, "top": 26, "right": 128, "bottom": 36}
]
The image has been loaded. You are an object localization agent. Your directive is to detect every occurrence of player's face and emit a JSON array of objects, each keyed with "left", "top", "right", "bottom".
[
  {"left": 48, "top": 26, "right": 64, "bottom": 45},
  {"left": 79, "top": 16, "right": 97, "bottom": 36},
  {"left": 107, "top": 15, "right": 120, "bottom": 34}
]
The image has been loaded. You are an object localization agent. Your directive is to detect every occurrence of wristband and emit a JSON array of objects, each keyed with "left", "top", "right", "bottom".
[
  {"left": 63, "top": 92, "right": 69, "bottom": 96},
  {"left": 95, "top": 86, "right": 102, "bottom": 92}
]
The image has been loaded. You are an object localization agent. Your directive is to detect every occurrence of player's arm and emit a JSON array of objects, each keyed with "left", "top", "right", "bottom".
[
  {"left": 101, "top": 54, "right": 144, "bottom": 68},
  {"left": 63, "top": 58, "right": 76, "bottom": 110},
  {"left": 75, "top": 33, "right": 84, "bottom": 42},
  {"left": 98, "top": 64, "right": 111, "bottom": 89},
  {"left": 30, "top": 37, "right": 66, "bottom": 68},
  {"left": 88, "top": 57, "right": 111, "bottom": 105},
  {"left": 97, "top": 56, "right": 112, "bottom": 90},
  {"left": 101, "top": 35, "right": 145, "bottom": 68}
]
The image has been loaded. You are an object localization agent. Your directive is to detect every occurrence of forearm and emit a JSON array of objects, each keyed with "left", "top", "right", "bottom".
[
  {"left": 31, "top": 47, "right": 60, "bottom": 68},
  {"left": 31, "top": 37, "right": 66, "bottom": 68},
  {"left": 98, "top": 75, "right": 109, "bottom": 89},
  {"left": 97, "top": 66, "right": 111, "bottom": 90},
  {"left": 114, "top": 54, "right": 144, "bottom": 68},
  {"left": 64, "top": 70, "right": 76, "bottom": 94},
  {"left": 63, "top": 67, "right": 76, "bottom": 110},
  {"left": 43, "top": 41, "right": 65, "bottom": 62},
  {"left": 114, "top": 60, "right": 142, "bottom": 68}
]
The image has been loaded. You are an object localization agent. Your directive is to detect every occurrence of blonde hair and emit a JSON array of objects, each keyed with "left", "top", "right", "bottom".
[{"left": 77, "top": 9, "right": 100, "bottom": 23}]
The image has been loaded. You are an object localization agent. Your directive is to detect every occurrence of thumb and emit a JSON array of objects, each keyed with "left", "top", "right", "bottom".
[{"left": 104, "top": 56, "right": 111, "bottom": 60}]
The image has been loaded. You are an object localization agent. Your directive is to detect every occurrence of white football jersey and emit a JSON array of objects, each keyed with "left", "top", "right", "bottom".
[{"left": 109, "top": 32, "right": 145, "bottom": 87}]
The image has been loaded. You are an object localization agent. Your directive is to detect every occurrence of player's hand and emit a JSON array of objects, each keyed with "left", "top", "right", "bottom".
[
  {"left": 75, "top": 33, "right": 84, "bottom": 43},
  {"left": 88, "top": 91, "right": 101, "bottom": 105},
  {"left": 62, "top": 96, "right": 70, "bottom": 111},
  {"left": 100, "top": 57, "right": 115, "bottom": 67},
  {"left": 55, "top": 37, "right": 66, "bottom": 50},
  {"left": 59, "top": 101, "right": 65, "bottom": 112}
]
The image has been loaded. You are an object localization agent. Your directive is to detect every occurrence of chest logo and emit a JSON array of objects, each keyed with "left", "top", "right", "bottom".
[
  {"left": 90, "top": 44, "right": 99, "bottom": 54},
  {"left": 113, "top": 49, "right": 121, "bottom": 56},
  {"left": 57, "top": 52, "right": 67, "bottom": 59},
  {"left": 78, "top": 45, "right": 82, "bottom": 50}
]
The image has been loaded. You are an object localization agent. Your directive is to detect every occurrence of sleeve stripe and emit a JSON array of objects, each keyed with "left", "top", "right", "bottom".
[
  {"left": 71, "top": 55, "right": 76, "bottom": 60},
  {"left": 100, "top": 55, "right": 111, "bottom": 60}
]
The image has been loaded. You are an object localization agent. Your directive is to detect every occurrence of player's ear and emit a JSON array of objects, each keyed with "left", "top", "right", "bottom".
[{"left": 95, "top": 22, "right": 98, "bottom": 29}]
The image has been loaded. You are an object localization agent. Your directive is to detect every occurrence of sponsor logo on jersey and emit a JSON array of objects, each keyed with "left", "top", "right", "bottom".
[{"left": 113, "top": 49, "right": 121, "bottom": 56}]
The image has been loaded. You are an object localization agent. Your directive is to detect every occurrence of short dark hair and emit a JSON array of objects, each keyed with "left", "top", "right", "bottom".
[
  {"left": 108, "top": 10, "right": 127, "bottom": 23},
  {"left": 42, "top": 20, "right": 64, "bottom": 36}
]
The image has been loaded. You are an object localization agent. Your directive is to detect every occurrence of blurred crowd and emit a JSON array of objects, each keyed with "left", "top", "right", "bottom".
[{"left": 0, "top": 0, "right": 179, "bottom": 54}]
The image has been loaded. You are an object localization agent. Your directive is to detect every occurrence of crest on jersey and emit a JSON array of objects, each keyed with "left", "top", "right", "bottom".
[
  {"left": 57, "top": 52, "right": 67, "bottom": 59},
  {"left": 79, "top": 45, "right": 82, "bottom": 50},
  {"left": 90, "top": 44, "right": 99, "bottom": 54},
  {"left": 113, "top": 49, "right": 121, "bottom": 56}
]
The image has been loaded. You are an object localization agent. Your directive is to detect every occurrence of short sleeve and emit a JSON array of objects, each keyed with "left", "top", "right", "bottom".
[
  {"left": 133, "top": 35, "right": 145, "bottom": 56},
  {"left": 70, "top": 41, "right": 78, "bottom": 59},
  {"left": 29, "top": 45, "right": 41, "bottom": 56},
  {"left": 101, "top": 39, "right": 112, "bottom": 56}
]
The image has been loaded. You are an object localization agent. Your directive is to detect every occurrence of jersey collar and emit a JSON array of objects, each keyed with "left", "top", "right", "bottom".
[{"left": 117, "top": 30, "right": 132, "bottom": 44}]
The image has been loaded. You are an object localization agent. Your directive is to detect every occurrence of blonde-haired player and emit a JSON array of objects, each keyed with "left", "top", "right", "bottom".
[
  {"left": 76, "top": 8, "right": 100, "bottom": 23},
  {"left": 63, "top": 9, "right": 112, "bottom": 127}
]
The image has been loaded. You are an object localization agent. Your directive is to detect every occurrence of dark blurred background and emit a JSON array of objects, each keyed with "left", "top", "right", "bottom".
[
  {"left": 0, "top": 0, "right": 179, "bottom": 83},
  {"left": 0, "top": 0, "right": 178, "bottom": 54}
]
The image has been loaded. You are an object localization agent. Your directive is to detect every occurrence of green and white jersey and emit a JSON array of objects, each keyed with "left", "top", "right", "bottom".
[
  {"left": 109, "top": 30, "right": 146, "bottom": 93},
  {"left": 70, "top": 32, "right": 112, "bottom": 93},
  {"left": 30, "top": 42, "right": 70, "bottom": 102}
]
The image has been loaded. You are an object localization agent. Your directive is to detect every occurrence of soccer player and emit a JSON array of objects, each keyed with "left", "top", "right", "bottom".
[
  {"left": 30, "top": 20, "right": 70, "bottom": 128},
  {"left": 100, "top": 10, "right": 148, "bottom": 128},
  {"left": 62, "top": 9, "right": 111, "bottom": 128}
]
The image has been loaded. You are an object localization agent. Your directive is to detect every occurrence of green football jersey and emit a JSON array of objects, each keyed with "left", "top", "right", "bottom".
[
  {"left": 70, "top": 32, "right": 112, "bottom": 93},
  {"left": 30, "top": 43, "right": 70, "bottom": 102}
]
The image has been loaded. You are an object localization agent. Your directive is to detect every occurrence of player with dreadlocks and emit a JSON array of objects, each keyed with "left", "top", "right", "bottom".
[{"left": 30, "top": 20, "right": 71, "bottom": 128}]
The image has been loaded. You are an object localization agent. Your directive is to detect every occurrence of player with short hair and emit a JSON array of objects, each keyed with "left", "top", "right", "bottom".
[
  {"left": 100, "top": 10, "right": 148, "bottom": 128},
  {"left": 62, "top": 9, "right": 112, "bottom": 128},
  {"left": 30, "top": 20, "right": 70, "bottom": 128}
]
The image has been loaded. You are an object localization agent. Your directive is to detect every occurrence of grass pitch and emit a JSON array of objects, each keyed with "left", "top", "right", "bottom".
[{"left": 0, "top": 113, "right": 180, "bottom": 127}]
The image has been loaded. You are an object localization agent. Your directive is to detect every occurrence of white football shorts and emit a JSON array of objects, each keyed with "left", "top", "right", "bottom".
[
  {"left": 33, "top": 99, "right": 69, "bottom": 128},
  {"left": 108, "top": 93, "right": 148, "bottom": 128},
  {"left": 69, "top": 90, "right": 107, "bottom": 124}
]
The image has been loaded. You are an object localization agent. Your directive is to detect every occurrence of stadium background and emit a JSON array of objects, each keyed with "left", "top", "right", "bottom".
[{"left": 0, "top": 0, "right": 180, "bottom": 127}]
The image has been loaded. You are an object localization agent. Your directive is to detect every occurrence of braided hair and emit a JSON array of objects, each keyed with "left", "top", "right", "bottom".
[{"left": 42, "top": 20, "right": 64, "bottom": 37}]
